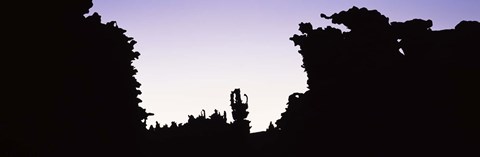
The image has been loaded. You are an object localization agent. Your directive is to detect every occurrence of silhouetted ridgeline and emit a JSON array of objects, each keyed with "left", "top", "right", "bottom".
[
  {"left": 144, "top": 89, "right": 251, "bottom": 157},
  {"left": 274, "top": 6, "right": 480, "bottom": 156},
  {"left": 3, "top": 1, "right": 151, "bottom": 157},
  {"left": 3, "top": 1, "right": 479, "bottom": 157}
]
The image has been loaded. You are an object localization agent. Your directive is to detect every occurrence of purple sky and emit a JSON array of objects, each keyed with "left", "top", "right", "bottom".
[{"left": 89, "top": 0, "right": 479, "bottom": 132}]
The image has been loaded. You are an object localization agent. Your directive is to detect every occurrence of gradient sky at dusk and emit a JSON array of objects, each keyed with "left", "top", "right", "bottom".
[{"left": 89, "top": 0, "right": 479, "bottom": 132}]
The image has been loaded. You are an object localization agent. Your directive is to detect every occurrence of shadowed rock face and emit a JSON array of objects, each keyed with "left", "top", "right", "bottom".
[
  {"left": 4, "top": 1, "right": 149, "bottom": 157},
  {"left": 278, "top": 6, "right": 479, "bottom": 157}
]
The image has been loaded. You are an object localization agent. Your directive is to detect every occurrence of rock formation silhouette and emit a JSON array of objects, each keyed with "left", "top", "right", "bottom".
[
  {"left": 144, "top": 88, "right": 251, "bottom": 157},
  {"left": 275, "top": 6, "right": 479, "bottom": 157},
  {"left": 3, "top": 1, "right": 478, "bottom": 157},
  {"left": 230, "top": 89, "right": 251, "bottom": 135},
  {"left": 3, "top": 1, "right": 151, "bottom": 157}
]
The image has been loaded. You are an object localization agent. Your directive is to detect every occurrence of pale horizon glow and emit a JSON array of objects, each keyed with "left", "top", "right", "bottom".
[{"left": 90, "top": 0, "right": 479, "bottom": 132}]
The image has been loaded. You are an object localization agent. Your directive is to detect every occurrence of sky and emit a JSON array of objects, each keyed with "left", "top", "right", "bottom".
[{"left": 89, "top": 0, "right": 479, "bottom": 132}]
